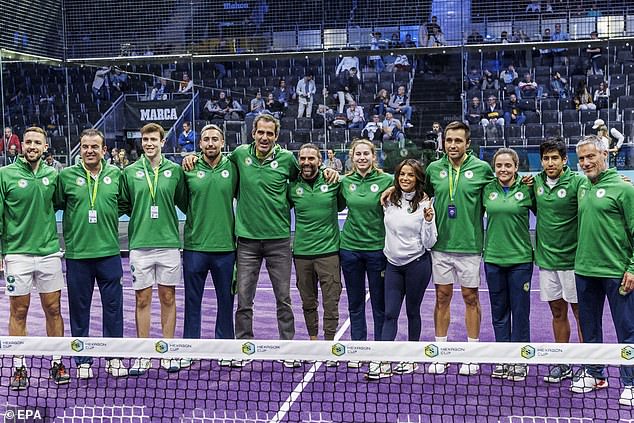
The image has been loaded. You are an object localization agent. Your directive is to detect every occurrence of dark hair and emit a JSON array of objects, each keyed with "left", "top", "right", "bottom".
[
  {"left": 443, "top": 120, "right": 470, "bottom": 142},
  {"left": 299, "top": 142, "right": 320, "bottom": 155},
  {"left": 388, "top": 159, "right": 427, "bottom": 213},
  {"left": 539, "top": 137, "right": 567, "bottom": 159},
  {"left": 79, "top": 128, "right": 106, "bottom": 147}
]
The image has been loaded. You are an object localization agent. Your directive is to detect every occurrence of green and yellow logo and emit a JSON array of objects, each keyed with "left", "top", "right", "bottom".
[
  {"left": 622, "top": 346, "right": 634, "bottom": 360},
  {"left": 424, "top": 344, "right": 439, "bottom": 358},
  {"left": 242, "top": 342, "right": 256, "bottom": 355},
  {"left": 155, "top": 340, "right": 169, "bottom": 354},
  {"left": 523, "top": 282, "right": 530, "bottom": 292},
  {"left": 331, "top": 343, "right": 346, "bottom": 357},
  {"left": 521, "top": 345, "right": 535, "bottom": 359},
  {"left": 71, "top": 339, "right": 84, "bottom": 352}
]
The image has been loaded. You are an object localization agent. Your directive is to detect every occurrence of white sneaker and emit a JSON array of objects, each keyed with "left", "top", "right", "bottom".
[
  {"left": 491, "top": 364, "right": 509, "bottom": 379},
  {"left": 459, "top": 363, "right": 480, "bottom": 376},
  {"left": 347, "top": 360, "right": 363, "bottom": 368},
  {"left": 393, "top": 362, "right": 418, "bottom": 375},
  {"left": 218, "top": 359, "right": 232, "bottom": 367},
  {"left": 427, "top": 362, "right": 448, "bottom": 374},
  {"left": 620, "top": 386, "right": 634, "bottom": 406},
  {"left": 506, "top": 364, "right": 528, "bottom": 382},
  {"left": 230, "top": 359, "right": 252, "bottom": 368},
  {"left": 161, "top": 358, "right": 181, "bottom": 373},
  {"left": 77, "top": 363, "right": 93, "bottom": 379},
  {"left": 179, "top": 358, "right": 193, "bottom": 369},
  {"left": 366, "top": 361, "right": 392, "bottom": 380},
  {"left": 325, "top": 360, "right": 339, "bottom": 367},
  {"left": 106, "top": 359, "right": 128, "bottom": 378},
  {"left": 277, "top": 359, "right": 302, "bottom": 368},
  {"left": 570, "top": 369, "right": 609, "bottom": 393},
  {"left": 128, "top": 358, "right": 152, "bottom": 376}
]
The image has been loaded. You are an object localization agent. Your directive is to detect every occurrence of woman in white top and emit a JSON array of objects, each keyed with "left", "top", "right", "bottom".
[{"left": 366, "top": 159, "right": 437, "bottom": 380}]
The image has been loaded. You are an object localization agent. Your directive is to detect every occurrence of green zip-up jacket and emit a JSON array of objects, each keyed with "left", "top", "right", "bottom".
[
  {"left": 0, "top": 158, "right": 60, "bottom": 255},
  {"left": 575, "top": 168, "right": 634, "bottom": 278},
  {"left": 425, "top": 152, "right": 495, "bottom": 254},
  {"left": 289, "top": 171, "right": 344, "bottom": 257},
  {"left": 120, "top": 155, "right": 186, "bottom": 250},
  {"left": 340, "top": 169, "right": 393, "bottom": 251},
  {"left": 533, "top": 166, "right": 585, "bottom": 270},
  {"left": 229, "top": 143, "right": 298, "bottom": 240},
  {"left": 56, "top": 160, "right": 122, "bottom": 259},
  {"left": 483, "top": 178, "right": 535, "bottom": 265},
  {"left": 183, "top": 155, "right": 238, "bottom": 252}
]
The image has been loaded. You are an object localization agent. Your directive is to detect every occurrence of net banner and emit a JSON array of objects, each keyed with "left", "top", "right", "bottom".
[
  {"left": 123, "top": 99, "right": 190, "bottom": 129},
  {"left": 2, "top": 337, "right": 634, "bottom": 365}
]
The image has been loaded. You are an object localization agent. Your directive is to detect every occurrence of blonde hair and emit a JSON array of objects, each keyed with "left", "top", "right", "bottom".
[{"left": 347, "top": 139, "right": 382, "bottom": 175}]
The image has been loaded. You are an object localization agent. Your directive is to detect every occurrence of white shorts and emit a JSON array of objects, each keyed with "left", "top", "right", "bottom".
[
  {"left": 129, "top": 248, "right": 182, "bottom": 290},
  {"left": 431, "top": 251, "right": 482, "bottom": 289},
  {"left": 539, "top": 268, "right": 577, "bottom": 303},
  {"left": 4, "top": 252, "right": 64, "bottom": 296}
]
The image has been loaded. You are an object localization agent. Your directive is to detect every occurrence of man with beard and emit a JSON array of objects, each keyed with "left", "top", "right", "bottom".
[
  {"left": 0, "top": 126, "right": 70, "bottom": 389},
  {"left": 288, "top": 144, "right": 344, "bottom": 351},
  {"left": 181, "top": 124, "right": 238, "bottom": 367},
  {"left": 55, "top": 129, "right": 127, "bottom": 379}
]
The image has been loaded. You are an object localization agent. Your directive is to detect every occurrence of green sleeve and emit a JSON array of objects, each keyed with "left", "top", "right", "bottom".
[
  {"left": 337, "top": 185, "right": 346, "bottom": 212},
  {"left": 118, "top": 172, "right": 131, "bottom": 217},
  {"left": 425, "top": 168, "right": 434, "bottom": 197},
  {"left": 0, "top": 172, "right": 4, "bottom": 238},
  {"left": 53, "top": 173, "right": 66, "bottom": 211},
  {"left": 290, "top": 155, "right": 299, "bottom": 181},
  {"left": 623, "top": 186, "right": 634, "bottom": 275},
  {"left": 174, "top": 168, "right": 188, "bottom": 214}
]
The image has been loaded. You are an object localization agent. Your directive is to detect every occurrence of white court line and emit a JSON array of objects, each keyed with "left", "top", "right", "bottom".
[{"left": 268, "top": 292, "right": 367, "bottom": 423}]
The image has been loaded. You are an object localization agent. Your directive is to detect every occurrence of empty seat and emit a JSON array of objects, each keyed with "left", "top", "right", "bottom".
[{"left": 541, "top": 110, "right": 559, "bottom": 124}]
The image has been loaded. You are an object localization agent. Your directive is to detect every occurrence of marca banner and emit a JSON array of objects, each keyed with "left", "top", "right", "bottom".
[{"left": 124, "top": 99, "right": 190, "bottom": 129}]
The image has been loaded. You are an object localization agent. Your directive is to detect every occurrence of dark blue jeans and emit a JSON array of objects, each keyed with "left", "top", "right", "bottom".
[
  {"left": 484, "top": 262, "right": 533, "bottom": 343},
  {"left": 382, "top": 253, "right": 432, "bottom": 342},
  {"left": 66, "top": 255, "right": 124, "bottom": 365},
  {"left": 340, "top": 249, "right": 386, "bottom": 341},
  {"left": 183, "top": 250, "right": 236, "bottom": 340},
  {"left": 576, "top": 275, "right": 634, "bottom": 385}
]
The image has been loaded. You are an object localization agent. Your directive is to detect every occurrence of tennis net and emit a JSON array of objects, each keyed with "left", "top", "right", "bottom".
[{"left": 1, "top": 337, "right": 633, "bottom": 422}]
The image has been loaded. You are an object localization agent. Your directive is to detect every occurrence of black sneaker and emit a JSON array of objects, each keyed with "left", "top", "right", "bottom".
[
  {"left": 50, "top": 362, "right": 71, "bottom": 385},
  {"left": 10, "top": 367, "right": 28, "bottom": 391}
]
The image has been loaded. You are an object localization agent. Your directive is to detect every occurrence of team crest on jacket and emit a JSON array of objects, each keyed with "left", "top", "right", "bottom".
[
  {"left": 221, "top": 170, "right": 230, "bottom": 178},
  {"left": 270, "top": 160, "right": 279, "bottom": 169},
  {"left": 197, "top": 171, "right": 205, "bottom": 179},
  {"left": 164, "top": 170, "right": 172, "bottom": 178},
  {"left": 349, "top": 183, "right": 357, "bottom": 192},
  {"left": 103, "top": 176, "right": 112, "bottom": 185},
  {"left": 537, "top": 187, "right": 544, "bottom": 196},
  {"left": 557, "top": 188, "right": 566, "bottom": 198},
  {"left": 489, "top": 192, "right": 498, "bottom": 201},
  {"left": 464, "top": 170, "right": 474, "bottom": 179},
  {"left": 42, "top": 177, "right": 50, "bottom": 186},
  {"left": 76, "top": 177, "right": 86, "bottom": 186},
  {"left": 296, "top": 187, "right": 304, "bottom": 196},
  {"left": 18, "top": 179, "right": 27, "bottom": 188},
  {"left": 245, "top": 157, "right": 253, "bottom": 166},
  {"left": 596, "top": 188, "right": 606, "bottom": 198},
  {"left": 320, "top": 184, "right": 328, "bottom": 192},
  {"left": 370, "top": 184, "right": 379, "bottom": 192},
  {"left": 135, "top": 170, "right": 145, "bottom": 179},
  {"left": 514, "top": 191, "right": 524, "bottom": 201},
  {"left": 439, "top": 170, "right": 448, "bottom": 178}
]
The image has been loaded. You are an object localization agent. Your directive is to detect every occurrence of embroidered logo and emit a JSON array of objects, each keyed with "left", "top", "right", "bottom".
[
  {"left": 296, "top": 187, "right": 304, "bottom": 196},
  {"left": 76, "top": 177, "right": 86, "bottom": 186},
  {"left": 18, "top": 179, "right": 27, "bottom": 188},
  {"left": 320, "top": 184, "right": 328, "bottom": 192},
  {"left": 221, "top": 170, "right": 230, "bottom": 178},
  {"left": 103, "top": 176, "right": 112, "bottom": 185},
  {"left": 349, "top": 183, "right": 357, "bottom": 192},
  {"left": 197, "top": 171, "right": 205, "bottom": 179},
  {"left": 42, "top": 177, "right": 50, "bottom": 186},
  {"left": 557, "top": 188, "right": 566, "bottom": 198},
  {"left": 514, "top": 192, "right": 524, "bottom": 201},
  {"left": 271, "top": 160, "right": 279, "bottom": 169},
  {"left": 489, "top": 192, "right": 498, "bottom": 201},
  {"left": 163, "top": 170, "right": 172, "bottom": 178},
  {"left": 464, "top": 170, "right": 474, "bottom": 179},
  {"left": 439, "top": 170, "right": 448, "bottom": 179},
  {"left": 596, "top": 188, "right": 606, "bottom": 198},
  {"left": 370, "top": 184, "right": 379, "bottom": 193},
  {"left": 537, "top": 187, "right": 544, "bottom": 196}
]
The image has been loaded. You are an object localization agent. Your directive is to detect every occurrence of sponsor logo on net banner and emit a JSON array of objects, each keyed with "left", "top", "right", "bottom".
[
  {"left": 0, "top": 339, "right": 25, "bottom": 350},
  {"left": 327, "top": 343, "right": 370, "bottom": 358},
  {"left": 240, "top": 342, "right": 281, "bottom": 356},
  {"left": 520, "top": 344, "right": 564, "bottom": 360},
  {"left": 622, "top": 346, "right": 634, "bottom": 360},
  {"left": 154, "top": 340, "right": 193, "bottom": 354},
  {"left": 70, "top": 339, "right": 107, "bottom": 353},
  {"left": 424, "top": 343, "right": 465, "bottom": 358}
]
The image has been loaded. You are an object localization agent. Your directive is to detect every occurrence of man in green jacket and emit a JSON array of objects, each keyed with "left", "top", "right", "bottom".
[
  {"left": 0, "top": 126, "right": 70, "bottom": 389},
  {"left": 570, "top": 134, "right": 634, "bottom": 407}
]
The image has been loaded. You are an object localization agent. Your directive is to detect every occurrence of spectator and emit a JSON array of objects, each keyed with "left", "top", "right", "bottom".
[
  {"left": 109, "top": 147, "right": 118, "bottom": 165},
  {"left": 110, "top": 68, "right": 129, "bottom": 92},
  {"left": 574, "top": 81, "right": 596, "bottom": 111},
  {"left": 503, "top": 93, "right": 526, "bottom": 126},
  {"left": 389, "top": 32, "right": 402, "bottom": 49},
  {"left": 403, "top": 34, "right": 416, "bottom": 48},
  {"left": 499, "top": 64, "right": 519, "bottom": 88},
  {"left": 265, "top": 93, "right": 284, "bottom": 119},
  {"left": 425, "top": 26, "right": 445, "bottom": 47},
  {"left": 369, "top": 32, "right": 385, "bottom": 72},
  {"left": 226, "top": 96, "right": 245, "bottom": 120},
  {"left": 346, "top": 101, "right": 366, "bottom": 129},
  {"left": 481, "top": 70, "right": 499, "bottom": 91},
  {"left": 465, "top": 67, "right": 483, "bottom": 91},
  {"left": 324, "top": 149, "right": 343, "bottom": 172},
  {"left": 296, "top": 73, "right": 316, "bottom": 118},
  {"left": 549, "top": 72, "right": 569, "bottom": 99},
  {"left": 336, "top": 56, "right": 360, "bottom": 79},
  {"left": 203, "top": 91, "right": 230, "bottom": 120},
  {"left": 115, "top": 148, "right": 129, "bottom": 169},
  {"left": 92, "top": 66, "right": 111, "bottom": 101},
  {"left": 551, "top": 23, "right": 569, "bottom": 65},
  {"left": 334, "top": 68, "right": 359, "bottom": 114},
  {"left": 388, "top": 85, "right": 414, "bottom": 128},
  {"left": 178, "top": 72, "right": 194, "bottom": 93},
  {"left": 272, "top": 79, "right": 294, "bottom": 109},
  {"left": 151, "top": 78, "right": 171, "bottom": 100},
  {"left": 423, "top": 16, "right": 441, "bottom": 46},
  {"left": 481, "top": 95, "right": 505, "bottom": 130},
  {"left": 362, "top": 114, "right": 383, "bottom": 142},
  {"left": 5, "top": 144, "right": 19, "bottom": 165},
  {"left": 593, "top": 81, "right": 610, "bottom": 110},
  {"left": 586, "top": 31, "right": 604, "bottom": 75},
  {"left": 382, "top": 111, "right": 405, "bottom": 146},
  {"left": 375, "top": 89, "right": 390, "bottom": 117},
  {"left": 44, "top": 152, "right": 64, "bottom": 172},
  {"left": 315, "top": 104, "right": 335, "bottom": 129},
  {"left": 178, "top": 121, "right": 196, "bottom": 153},
  {"left": 516, "top": 73, "right": 543, "bottom": 99},
  {"left": 465, "top": 96, "right": 483, "bottom": 126},
  {"left": 247, "top": 91, "right": 266, "bottom": 118},
  {"left": 393, "top": 55, "right": 412, "bottom": 72},
  {"left": 2, "top": 127, "right": 21, "bottom": 154},
  {"left": 540, "top": 28, "right": 553, "bottom": 67},
  {"left": 466, "top": 29, "right": 484, "bottom": 44}
]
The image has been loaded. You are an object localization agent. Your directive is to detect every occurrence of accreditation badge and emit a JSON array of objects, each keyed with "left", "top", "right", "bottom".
[
  {"left": 447, "top": 204, "right": 457, "bottom": 219},
  {"left": 88, "top": 209, "right": 98, "bottom": 224},
  {"left": 150, "top": 205, "right": 159, "bottom": 219}
]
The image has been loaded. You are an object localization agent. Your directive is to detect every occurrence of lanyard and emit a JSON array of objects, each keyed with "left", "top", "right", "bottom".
[
  {"left": 447, "top": 156, "right": 466, "bottom": 204},
  {"left": 81, "top": 162, "right": 102, "bottom": 210},
  {"left": 142, "top": 156, "right": 161, "bottom": 204}
]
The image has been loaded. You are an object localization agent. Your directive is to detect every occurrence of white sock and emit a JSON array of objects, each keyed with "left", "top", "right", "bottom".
[
  {"left": 51, "top": 355, "right": 62, "bottom": 366},
  {"left": 435, "top": 336, "right": 448, "bottom": 342},
  {"left": 13, "top": 356, "right": 25, "bottom": 369},
  {"left": 467, "top": 337, "right": 479, "bottom": 342}
]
